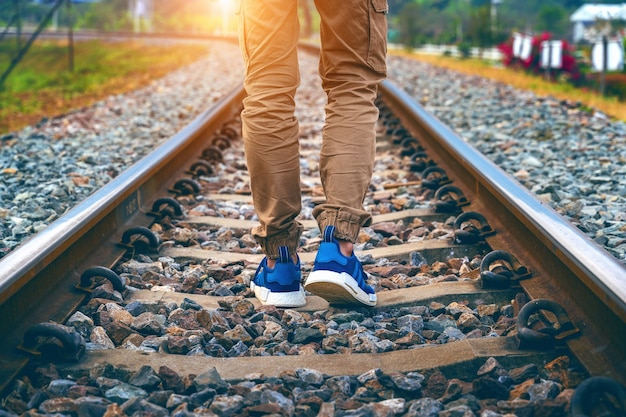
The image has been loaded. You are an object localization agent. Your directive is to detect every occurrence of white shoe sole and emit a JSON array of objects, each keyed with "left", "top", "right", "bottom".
[
  {"left": 250, "top": 281, "right": 306, "bottom": 308},
  {"left": 304, "top": 270, "right": 377, "bottom": 307}
]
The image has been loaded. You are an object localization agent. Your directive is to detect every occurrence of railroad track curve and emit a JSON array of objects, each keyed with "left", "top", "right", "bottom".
[{"left": 1, "top": 44, "right": 625, "bottom": 416}]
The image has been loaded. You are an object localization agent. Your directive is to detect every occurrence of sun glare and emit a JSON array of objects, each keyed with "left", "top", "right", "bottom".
[
  {"left": 218, "top": 0, "right": 235, "bottom": 13},
  {"left": 215, "top": 0, "right": 235, "bottom": 34}
]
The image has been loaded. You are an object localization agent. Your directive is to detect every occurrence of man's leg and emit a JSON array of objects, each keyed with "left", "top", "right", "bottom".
[
  {"left": 238, "top": 0, "right": 304, "bottom": 306},
  {"left": 312, "top": 0, "right": 387, "bottom": 240},
  {"left": 305, "top": 0, "right": 388, "bottom": 306}
]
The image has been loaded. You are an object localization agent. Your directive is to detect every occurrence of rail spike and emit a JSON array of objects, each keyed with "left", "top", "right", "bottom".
[
  {"left": 172, "top": 178, "right": 201, "bottom": 196},
  {"left": 433, "top": 185, "right": 468, "bottom": 213},
  {"left": 210, "top": 135, "right": 231, "bottom": 150},
  {"left": 453, "top": 211, "right": 496, "bottom": 244},
  {"left": 77, "top": 266, "right": 126, "bottom": 293},
  {"left": 189, "top": 160, "right": 216, "bottom": 177},
  {"left": 421, "top": 166, "right": 451, "bottom": 190},
  {"left": 400, "top": 136, "right": 423, "bottom": 157},
  {"left": 408, "top": 151, "right": 435, "bottom": 172},
  {"left": 202, "top": 146, "right": 223, "bottom": 163},
  {"left": 570, "top": 376, "right": 626, "bottom": 417},
  {"left": 515, "top": 298, "right": 579, "bottom": 349},
  {"left": 479, "top": 250, "right": 531, "bottom": 288},
  {"left": 219, "top": 125, "right": 238, "bottom": 140},
  {"left": 19, "top": 322, "right": 85, "bottom": 362},
  {"left": 150, "top": 197, "right": 184, "bottom": 220},
  {"left": 120, "top": 226, "right": 160, "bottom": 252}
]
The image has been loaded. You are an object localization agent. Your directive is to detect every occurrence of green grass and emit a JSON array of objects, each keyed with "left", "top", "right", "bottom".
[{"left": 0, "top": 39, "right": 212, "bottom": 134}]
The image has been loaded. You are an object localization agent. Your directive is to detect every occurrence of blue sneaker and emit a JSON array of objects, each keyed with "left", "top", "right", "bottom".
[
  {"left": 250, "top": 246, "right": 306, "bottom": 307},
  {"left": 304, "top": 226, "right": 377, "bottom": 307}
]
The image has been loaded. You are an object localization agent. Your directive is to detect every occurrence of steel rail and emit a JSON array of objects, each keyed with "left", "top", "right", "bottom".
[
  {"left": 0, "top": 84, "right": 245, "bottom": 394},
  {"left": 380, "top": 79, "right": 626, "bottom": 384}
]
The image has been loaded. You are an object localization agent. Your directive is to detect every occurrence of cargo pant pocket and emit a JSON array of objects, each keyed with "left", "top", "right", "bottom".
[{"left": 368, "top": 0, "right": 388, "bottom": 74}]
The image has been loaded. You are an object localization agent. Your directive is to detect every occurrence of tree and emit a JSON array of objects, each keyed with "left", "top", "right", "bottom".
[
  {"left": 432, "top": 0, "right": 450, "bottom": 11},
  {"left": 79, "top": 0, "right": 130, "bottom": 31},
  {"left": 396, "top": 1, "right": 424, "bottom": 48},
  {"left": 467, "top": 4, "right": 491, "bottom": 48},
  {"left": 537, "top": 4, "right": 568, "bottom": 37}
]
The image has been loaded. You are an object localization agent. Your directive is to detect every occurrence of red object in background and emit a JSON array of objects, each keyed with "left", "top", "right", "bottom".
[{"left": 498, "top": 32, "right": 581, "bottom": 80}]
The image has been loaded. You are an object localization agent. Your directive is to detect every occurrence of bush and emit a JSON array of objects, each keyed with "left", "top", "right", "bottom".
[
  {"left": 605, "top": 74, "right": 626, "bottom": 100},
  {"left": 458, "top": 42, "right": 472, "bottom": 59},
  {"left": 586, "top": 72, "right": 626, "bottom": 101},
  {"left": 498, "top": 32, "right": 581, "bottom": 82}
]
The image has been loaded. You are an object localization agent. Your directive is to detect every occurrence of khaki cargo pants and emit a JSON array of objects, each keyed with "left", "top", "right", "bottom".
[{"left": 238, "top": 0, "right": 388, "bottom": 258}]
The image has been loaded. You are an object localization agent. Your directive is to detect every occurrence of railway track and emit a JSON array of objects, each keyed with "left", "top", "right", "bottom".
[{"left": 1, "top": 46, "right": 626, "bottom": 416}]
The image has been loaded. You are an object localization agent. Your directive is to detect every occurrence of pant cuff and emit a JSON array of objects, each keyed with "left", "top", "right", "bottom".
[
  {"left": 313, "top": 206, "right": 372, "bottom": 243},
  {"left": 252, "top": 222, "right": 303, "bottom": 259}
]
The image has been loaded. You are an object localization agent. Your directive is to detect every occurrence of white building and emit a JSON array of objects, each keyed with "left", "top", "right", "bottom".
[
  {"left": 570, "top": 3, "right": 626, "bottom": 42},
  {"left": 128, "top": 0, "right": 153, "bottom": 33}
]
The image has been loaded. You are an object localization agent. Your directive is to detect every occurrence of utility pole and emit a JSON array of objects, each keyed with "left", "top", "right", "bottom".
[
  {"left": 0, "top": 1, "right": 23, "bottom": 57},
  {"left": 15, "top": 0, "right": 22, "bottom": 51},
  {"left": 456, "top": 0, "right": 470, "bottom": 44},
  {"left": 491, "top": 0, "right": 502, "bottom": 42},
  {"left": 0, "top": 0, "right": 65, "bottom": 87},
  {"left": 600, "top": 35, "right": 607, "bottom": 96},
  {"left": 67, "top": 0, "right": 74, "bottom": 72}
]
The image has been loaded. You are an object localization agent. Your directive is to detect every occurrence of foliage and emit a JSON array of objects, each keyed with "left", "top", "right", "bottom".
[
  {"left": 458, "top": 41, "right": 471, "bottom": 59},
  {"left": 387, "top": 0, "right": 626, "bottom": 47},
  {"left": 498, "top": 32, "right": 581, "bottom": 82},
  {"left": 396, "top": 2, "right": 424, "bottom": 48},
  {"left": 467, "top": 5, "right": 492, "bottom": 48},
  {"left": 585, "top": 72, "right": 626, "bottom": 101},
  {"left": 604, "top": 73, "right": 626, "bottom": 101},
  {"left": 78, "top": 0, "right": 132, "bottom": 31},
  {"left": 536, "top": 4, "right": 569, "bottom": 35}
]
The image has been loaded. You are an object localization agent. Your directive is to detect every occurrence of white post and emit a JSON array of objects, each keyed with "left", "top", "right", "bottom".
[
  {"left": 52, "top": 8, "right": 58, "bottom": 31},
  {"left": 491, "top": 0, "right": 502, "bottom": 40}
]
